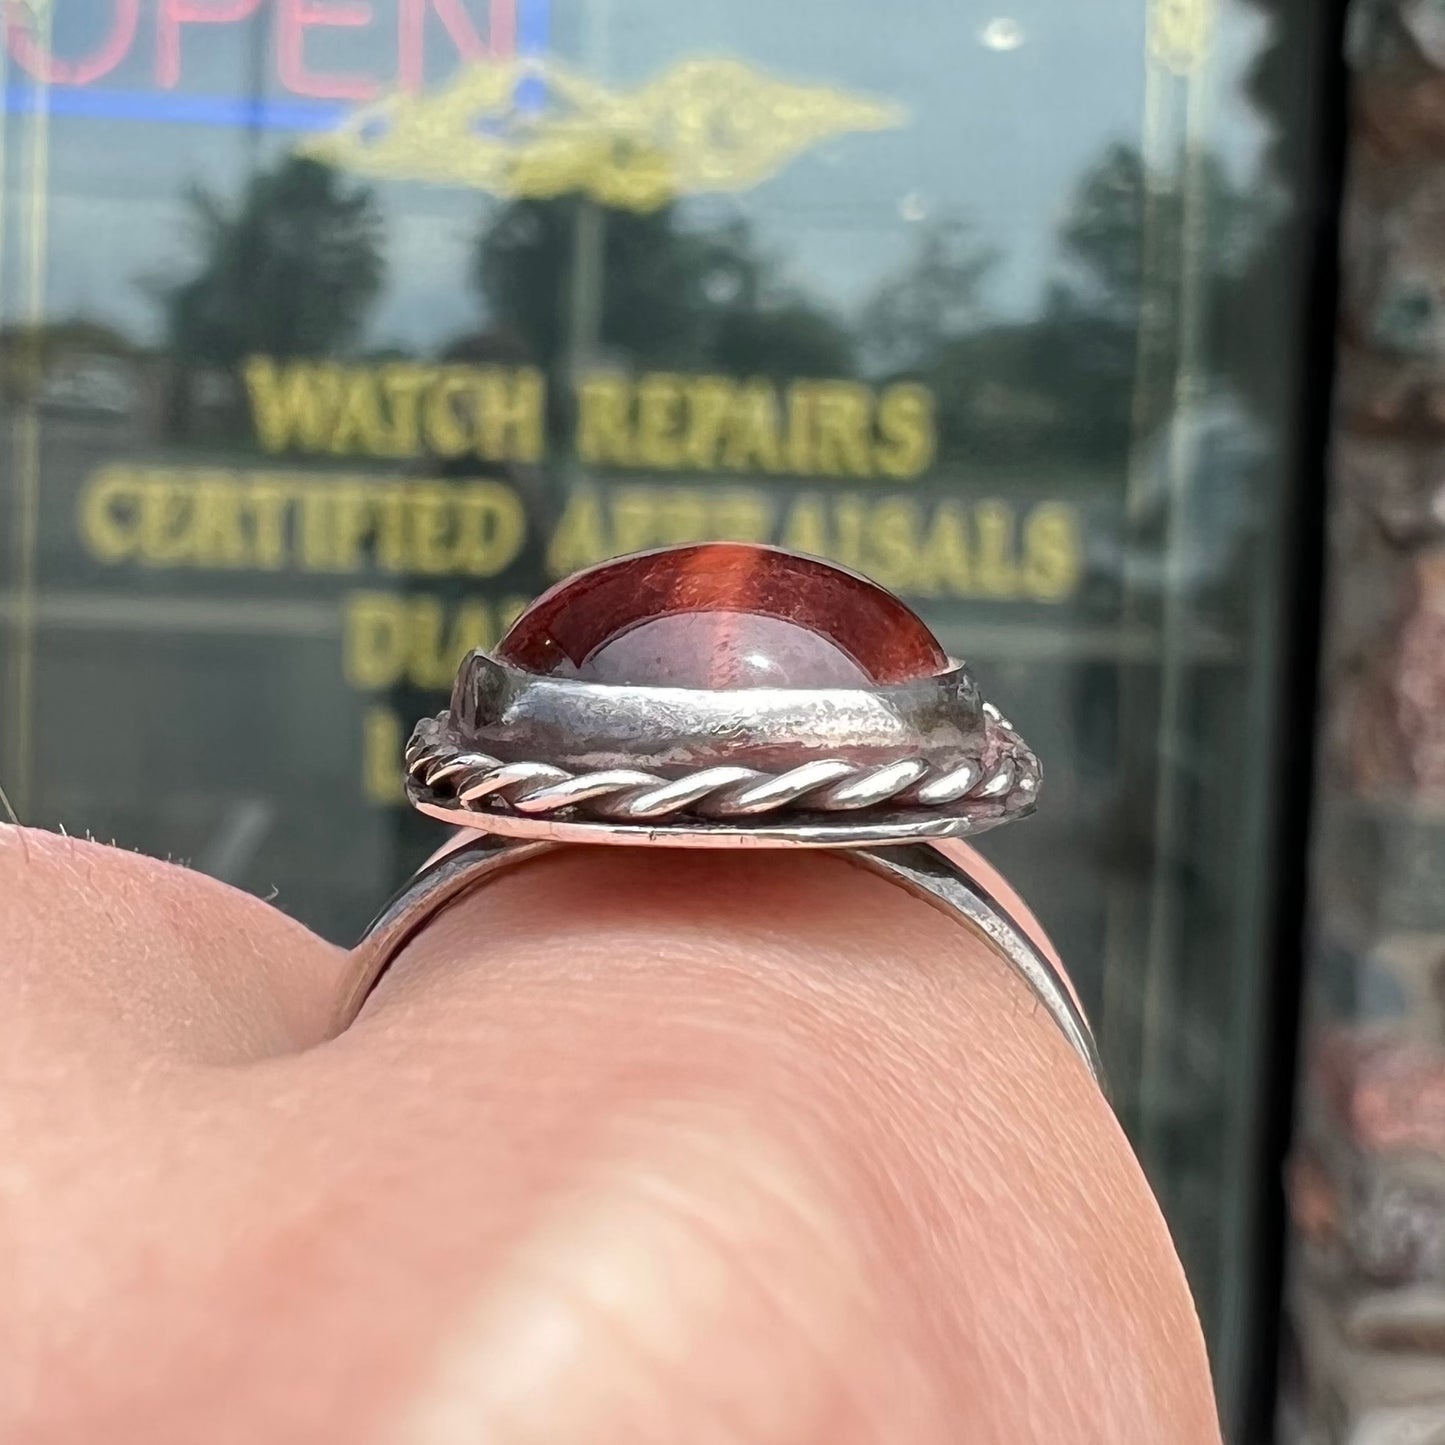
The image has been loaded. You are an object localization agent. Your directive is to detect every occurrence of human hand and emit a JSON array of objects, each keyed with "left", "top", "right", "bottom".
[{"left": 1, "top": 826, "right": 1219, "bottom": 1443}]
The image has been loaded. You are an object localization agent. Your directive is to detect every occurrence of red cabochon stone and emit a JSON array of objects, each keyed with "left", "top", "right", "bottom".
[{"left": 496, "top": 543, "right": 950, "bottom": 688}]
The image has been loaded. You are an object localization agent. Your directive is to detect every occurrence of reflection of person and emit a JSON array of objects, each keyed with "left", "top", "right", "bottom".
[{"left": 1, "top": 827, "right": 1219, "bottom": 1442}]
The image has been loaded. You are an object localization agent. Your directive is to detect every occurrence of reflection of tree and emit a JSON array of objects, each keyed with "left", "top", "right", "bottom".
[
  {"left": 162, "top": 156, "right": 385, "bottom": 366},
  {"left": 860, "top": 220, "right": 995, "bottom": 375},
  {"left": 473, "top": 197, "right": 853, "bottom": 385},
  {"left": 1050, "top": 143, "right": 1268, "bottom": 445},
  {"left": 863, "top": 144, "right": 1271, "bottom": 470}
]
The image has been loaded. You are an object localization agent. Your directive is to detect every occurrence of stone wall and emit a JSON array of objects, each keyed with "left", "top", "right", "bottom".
[{"left": 1284, "top": 2, "right": 1445, "bottom": 1438}]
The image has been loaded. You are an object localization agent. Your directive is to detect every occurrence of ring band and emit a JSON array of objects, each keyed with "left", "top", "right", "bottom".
[
  {"left": 345, "top": 834, "right": 1101, "bottom": 1084},
  {"left": 347, "top": 543, "right": 1101, "bottom": 1084}
]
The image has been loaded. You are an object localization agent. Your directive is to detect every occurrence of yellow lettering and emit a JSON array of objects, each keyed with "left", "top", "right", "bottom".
[
  {"left": 408, "top": 484, "right": 454, "bottom": 575},
  {"left": 78, "top": 467, "right": 140, "bottom": 562},
  {"left": 812, "top": 383, "right": 874, "bottom": 477},
  {"left": 347, "top": 591, "right": 530, "bottom": 693},
  {"left": 244, "top": 357, "right": 340, "bottom": 454},
  {"left": 446, "top": 600, "right": 502, "bottom": 674},
  {"left": 329, "top": 372, "right": 388, "bottom": 456},
  {"left": 298, "top": 481, "right": 339, "bottom": 570},
  {"left": 875, "top": 384, "right": 935, "bottom": 479},
  {"left": 368, "top": 484, "right": 407, "bottom": 574},
  {"left": 137, "top": 476, "right": 192, "bottom": 566},
  {"left": 78, "top": 466, "right": 533, "bottom": 578},
  {"left": 244, "top": 477, "right": 290, "bottom": 569},
  {"left": 722, "top": 381, "right": 784, "bottom": 473},
  {"left": 498, "top": 595, "right": 527, "bottom": 634},
  {"left": 780, "top": 494, "right": 831, "bottom": 559},
  {"left": 381, "top": 364, "right": 428, "bottom": 457},
  {"left": 406, "top": 595, "right": 453, "bottom": 686},
  {"left": 920, "top": 502, "right": 973, "bottom": 596},
  {"left": 864, "top": 497, "right": 923, "bottom": 592},
  {"left": 477, "top": 367, "right": 545, "bottom": 463},
  {"left": 363, "top": 706, "right": 405, "bottom": 805},
  {"left": 1023, "top": 503, "right": 1082, "bottom": 601},
  {"left": 681, "top": 375, "right": 733, "bottom": 471},
  {"left": 190, "top": 473, "right": 247, "bottom": 566},
  {"left": 547, "top": 487, "right": 610, "bottom": 576},
  {"left": 326, "top": 484, "right": 374, "bottom": 573},
  {"left": 345, "top": 592, "right": 408, "bottom": 689},
  {"left": 422, "top": 369, "right": 473, "bottom": 458},
  {"left": 454, "top": 482, "right": 527, "bottom": 577},
  {"left": 834, "top": 495, "right": 867, "bottom": 571},
  {"left": 711, "top": 489, "right": 775, "bottom": 543},
  {"left": 577, "top": 374, "right": 635, "bottom": 467},
  {"left": 610, "top": 489, "right": 658, "bottom": 556},
  {"left": 649, "top": 487, "right": 708, "bottom": 546},
  {"left": 975, "top": 501, "right": 1019, "bottom": 598},
  {"left": 635, "top": 373, "right": 684, "bottom": 469},
  {"left": 785, "top": 383, "right": 816, "bottom": 475}
]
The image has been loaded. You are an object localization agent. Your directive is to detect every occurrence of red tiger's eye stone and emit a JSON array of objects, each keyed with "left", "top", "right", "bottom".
[{"left": 496, "top": 543, "right": 950, "bottom": 688}]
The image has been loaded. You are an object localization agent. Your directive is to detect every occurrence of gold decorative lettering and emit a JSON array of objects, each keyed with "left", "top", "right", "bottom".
[
  {"left": 610, "top": 488, "right": 657, "bottom": 556},
  {"left": 635, "top": 373, "right": 684, "bottom": 469},
  {"left": 833, "top": 495, "right": 867, "bottom": 572},
  {"left": 329, "top": 483, "right": 376, "bottom": 573},
  {"left": 245, "top": 357, "right": 342, "bottom": 454},
  {"left": 811, "top": 382, "right": 874, "bottom": 477},
  {"left": 363, "top": 706, "right": 405, "bottom": 805},
  {"left": 975, "top": 501, "right": 1019, "bottom": 598},
  {"left": 785, "top": 383, "right": 816, "bottom": 475},
  {"left": 381, "top": 364, "right": 428, "bottom": 457},
  {"left": 779, "top": 494, "right": 831, "bottom": 559},
  {"left": 298, "top": 481, "right": 336, "bottom": 571},
  {"left": 710, "top": 490, "right": 775, "bottom": 543},
  {"left": 681, "top": 375, "right": 733, "bottom": 471},
  {"left": 371, "top": 484, "right": 410, "bottom": 573},
  {"left": 453, "top": 482, "right": 527, "bottom": 576},
  {"left": 78, "top": 467, "right": 140, "bottom": 562},
  {"left": 1023, "top": 503, "right": 1082, "bottom": 601},
  {"left": 408, "top": 484, "right": 454, "bottom": 574},
  {"left": 345, "top": 592, "right": 410, "bottom": 690},
  {"left": 244, "top": 477, "right": 290, "bottom": 569},
  {"left": 875, "top": 383, "right": 935, "bottom": 479},
  {"left": 190, "top": 472, "right": 248, "bottom": 566},
  {"left": 137, "top": 474, "right": 192, "bottom": 567},
  {"left": 919, "top": 501, "right": 973, "bottom": 596},
  {"left": 864, "top": 497, "right": 923, "bottom": 592},
  {"left": 346, "top": 591, "right": 531, "bottom": 694},
  {"left": 721, "top": 381, "right": 785, "bottom": 473},
  {"left": 577, "top": 374, "right": 635, "bottom": 466},
  {"left": 547, "top": 486, "right": 610, "bottom": 575},
  {"left": 329, "top": 371, "right": 390, "bottom": 456},
  {"left": 477, "top": 366, "right": 545, "bottom": 463},
  {"left": 422, "top": 368, "right": 473, "bottom": 458}
]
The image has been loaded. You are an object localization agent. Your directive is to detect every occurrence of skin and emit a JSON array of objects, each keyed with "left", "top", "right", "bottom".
[{"left": 0, "top": 825, "right": 1221, "bottom": 1444}]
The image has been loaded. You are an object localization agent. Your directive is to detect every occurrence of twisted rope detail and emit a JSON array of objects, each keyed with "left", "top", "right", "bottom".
[{"left": 404, "top": 709, "right": 1038, "bottom": 824}]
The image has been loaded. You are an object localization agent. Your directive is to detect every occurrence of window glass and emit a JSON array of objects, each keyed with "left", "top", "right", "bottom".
[{"left": 0, "top": 0, "right": 1321, "bottom": 1419}]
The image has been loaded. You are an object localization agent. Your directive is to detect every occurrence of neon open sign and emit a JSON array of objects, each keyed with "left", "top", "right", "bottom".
[{"left": 2, "top": 1, "right": 535, "bottom": 101}]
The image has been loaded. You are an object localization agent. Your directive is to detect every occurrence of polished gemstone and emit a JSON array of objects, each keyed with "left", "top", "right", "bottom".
[{"left": 495, "top": 543, "right": 950, "bottom": 687}]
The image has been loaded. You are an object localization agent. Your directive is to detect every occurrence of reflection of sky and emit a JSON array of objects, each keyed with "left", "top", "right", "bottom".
[{"left": 3, "top": 0, "right": 1277, "bottom": 351}]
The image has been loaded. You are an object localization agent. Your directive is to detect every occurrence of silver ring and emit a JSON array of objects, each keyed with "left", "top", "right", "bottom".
[
  {"left": 345, "top": 832, "right": 1101, "bottom": 1082},
  {"left": 348, "top": 542, "right": 1099, "bottom": 1082}
]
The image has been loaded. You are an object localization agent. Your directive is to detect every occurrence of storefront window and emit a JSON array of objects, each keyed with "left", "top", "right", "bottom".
[{"left": 0, "top": 0, "right": 1324, "bottom": 1422}]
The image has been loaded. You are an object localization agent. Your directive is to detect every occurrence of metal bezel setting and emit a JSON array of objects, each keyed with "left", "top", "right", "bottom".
[{"left": 403, "top": 650, "right": 1041, "bottom": 845}]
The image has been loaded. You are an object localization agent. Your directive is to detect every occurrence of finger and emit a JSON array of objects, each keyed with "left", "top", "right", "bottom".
[
  {"left": 306, "top": 848, "right": 1215, "bottom": 1443},
  {"left": 0, "top": 825, "right": 347, "bottom": 1064},
  {"left": 5, "top": 834, "right": 1218, "bottom": 1443}
]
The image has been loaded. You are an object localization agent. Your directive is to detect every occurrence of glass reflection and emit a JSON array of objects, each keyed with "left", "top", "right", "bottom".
[{"left": 0, "top": 0, "right": 1322, "bottom": 1423}]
